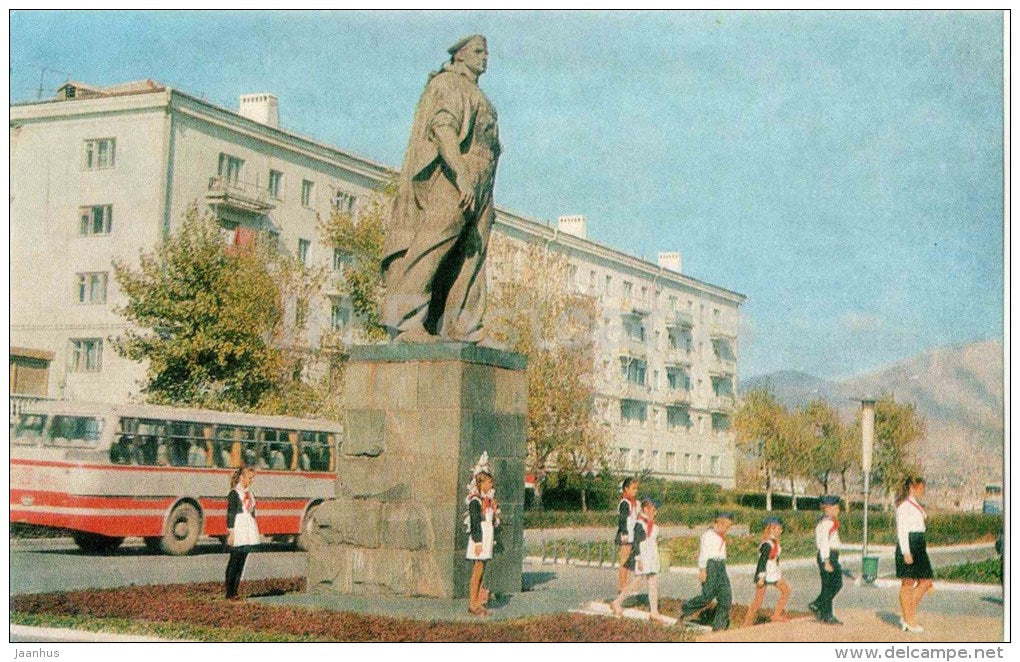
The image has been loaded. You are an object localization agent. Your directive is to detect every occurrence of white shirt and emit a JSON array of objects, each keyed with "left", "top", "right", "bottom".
[
  {"left": 697, "top": 528, "right": 727, "bottom": 569},
  {"left": 896, "top": 496, "right": 927, "bottom": 553},
  {"left": 815, "top": 517, "right": 842, "bottom": 559}
]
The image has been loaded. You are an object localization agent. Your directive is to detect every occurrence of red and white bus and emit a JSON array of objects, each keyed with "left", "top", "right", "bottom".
[{"left": 10, "top": 400, "right": 340, "bottom": 555}]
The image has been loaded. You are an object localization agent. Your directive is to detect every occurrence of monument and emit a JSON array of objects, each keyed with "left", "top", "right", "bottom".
[{"left": 306, "top": 36, "right": 526, "bottom": 601}]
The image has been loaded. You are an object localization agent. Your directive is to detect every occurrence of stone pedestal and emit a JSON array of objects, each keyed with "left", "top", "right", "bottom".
[{"left": 306, "top": 342, "right": 527, "bottom": 599}]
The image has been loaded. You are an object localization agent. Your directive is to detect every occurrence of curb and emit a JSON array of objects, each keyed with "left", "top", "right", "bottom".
[{"left": 10, "top": 624, "right": 192, "bottom": 642}]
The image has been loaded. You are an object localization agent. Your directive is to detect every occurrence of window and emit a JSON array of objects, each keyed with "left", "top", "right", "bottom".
[
  {"left": 589, "top": 270, "right": 597, "bottom": 293},
  {"left": 666, "top": 366, "right": 691, "bottom": 391},
  {"left": 651, "top": 450, "right": 659, "bottom": 470},
  {"left": 331, "top": 188, "right": 356, "bottom": 213},
  {"left": 83, "top": 138, "right": 116, "bottom": 169},
  {"left": 711, "top": 375, "right": 734, "bottom": 397},
  {"left": 667, "top": 326, "right": 692, "bottom": 352},
  {"left": 695, "top": 454, "right": 703, "bottom": 475},
  {"left": 46, "top": 415, "right": 103, "bottom": 448},
  {"left": 69, "top": 338, "right": 102, "bottom": 372},
  {"left": 623, "top": 281, "right": 633, "bottom": 298},
  {"left": 79, "top": 205, "right": 112, "bottom": 235},
  {"left": 618, "top": 448, "right": 629, "bottom": 469},
  {"left": 641, "top": 286, "right": 648, "bottom": 302},
  {"left": 636, "top": 449, "right": 645, "bottom": 469},
  {"left": 684, "top": 453, "right": 691, "bottom": 473},
  {"left": 295, "top": 298, "right": 308, "bottom": 328},
  {"left": 712, "top": 413, "right": 731, "bottom": 432},
  {"left": 331, "top": 301, "right": 351, "bottom": 330},
  {"left": 622, "top": 315, "right": 645, "bottom": 342},
  {"left": 217, "top": 153, "right": 244, "bottom": 184},
  {"left": 710, "top": 456, "right": 721, "bottom": 476},
  {"left": 298, "top": 238, "right": 311, "bottom": 264},
  {"left": 652, "top": 370, "right": 659, "bottom": 390},
  {"left": 76, "top": 272, "right": 108, "bottom": 304},
  {"left": 712, "top": 337, "right": 736, "bottom": 361},
  {"left": 620, "top": 357, "right": 646, "bottom": 385},
  {"left": 667, "top": 405, "right": 692, "bottom": 430},
  {"left": 620, "top": 399, "right": 647, "bottom": 425},
  {"left": 668, "top": 295, "right": 677, "bottom": 310},
  {"left": 333, "top": 248, "right": 353, "bottom": 271},
  {"left": 604, "top": 275, "right": 612, "bottom": 296},
  {"left": 269, "top": 170, "right": 284, "bottom": 198},
  {"left": 301, "top": 179, "right": 314, "bottom": 207},
  {"left": 666, "top": 452, "right": 676, "bottom": 472}
]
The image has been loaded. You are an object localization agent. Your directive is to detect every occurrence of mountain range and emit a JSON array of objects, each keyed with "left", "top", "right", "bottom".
[{"left": 742, "top": 340, "right": 1004, "bottom": 504}]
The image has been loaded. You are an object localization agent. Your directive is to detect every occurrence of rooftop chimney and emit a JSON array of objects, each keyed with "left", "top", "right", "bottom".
[
  {"left": 658, "top": 251, "right": 682, "bottom": 273},
  {"left": 557, "top": 214, "right": 587, "bottom": 239},
  {"left": 239, "top": 93, "right": 279, "bottom": 128}
]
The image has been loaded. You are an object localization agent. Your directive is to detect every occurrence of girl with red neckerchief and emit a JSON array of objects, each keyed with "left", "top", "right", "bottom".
[{"left": 610, "top": 498, "right": 667, "bottom": 623}]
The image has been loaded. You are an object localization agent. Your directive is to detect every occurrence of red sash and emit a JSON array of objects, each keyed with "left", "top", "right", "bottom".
[
  {"left": 767, "top": 538, "right": 780, "bottom": 560},
  {"left": 242, "top": 490, "right": 253, "bottom": 512},
  {"left": 829, "top": 518, "right": 839, "bottom": 535}
]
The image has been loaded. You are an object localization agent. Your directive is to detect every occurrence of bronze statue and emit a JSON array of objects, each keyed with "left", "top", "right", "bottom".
[{"left": 382, "top": 35, "right": 501, "bottom": 343}]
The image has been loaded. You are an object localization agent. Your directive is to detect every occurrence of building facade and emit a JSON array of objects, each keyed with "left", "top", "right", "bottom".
[{"left": 10, "top": 80, "right": 744, "bottom": 486}]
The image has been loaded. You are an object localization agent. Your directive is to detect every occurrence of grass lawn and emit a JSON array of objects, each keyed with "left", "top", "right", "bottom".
[{"left": 932, "top": 558, "right": 1002, "bottom": 584}]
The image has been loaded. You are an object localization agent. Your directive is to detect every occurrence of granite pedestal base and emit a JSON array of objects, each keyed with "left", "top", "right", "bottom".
[{"left": 306, "top": 342, "right": 527, "bottom": 599}]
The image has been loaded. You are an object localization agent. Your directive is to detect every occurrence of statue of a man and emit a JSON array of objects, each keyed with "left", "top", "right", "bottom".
[{"left": 382, "top": 35, "right": 501, "bottom": 343}]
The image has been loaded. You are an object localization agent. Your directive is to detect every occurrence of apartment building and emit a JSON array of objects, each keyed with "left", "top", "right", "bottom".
[{"left": 10, "top": 80, "right": 744, "bottom": 486}]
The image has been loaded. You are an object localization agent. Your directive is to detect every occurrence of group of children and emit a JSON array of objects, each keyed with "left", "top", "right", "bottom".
[{"left": 607, "top": 479, "right": 847, "bottom": 630}]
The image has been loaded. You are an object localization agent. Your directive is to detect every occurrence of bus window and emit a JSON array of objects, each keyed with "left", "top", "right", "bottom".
[
  {"left": 263, "top": 429, "right": 291, "bottom": 470},
  {"left": 168, "top": 422, "right": 193, "bottom": 467},
  {"left": 300, "top": 431, "right": 331, "bottom": 472},
  {"left": 13, "top": 413, "right": 47, "bottom": 445},
  {"left": 239, "top": 427, "right": 265, "bottom": 468},
  {"left": 135, "top": 420, "right": 164, "bottom": 465},
  {"left": 45, "top": 415, "right": 103, "bottom": 448},
  {"left": 187, "top": 439, "right": 208, "bottom": 467},
  {"left": 214, "top": 426, "right": 238, "bottom": 468}
]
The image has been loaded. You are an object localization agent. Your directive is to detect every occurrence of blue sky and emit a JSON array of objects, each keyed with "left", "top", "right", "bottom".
[{"left": 10, "top": 10, "right": 1004, "bottom": 380}]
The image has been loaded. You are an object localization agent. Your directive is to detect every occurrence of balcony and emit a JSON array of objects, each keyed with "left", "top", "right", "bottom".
[
  {"left": 670, "top": 310, "right": 695, "bottom": 327},
  {"left": 664, "top": 388, "right": 692, "bottom": 405},
  {"left": 708, "top": 393, "right": 736, "bottom": 411},
  {"left": 206, "top": 177, "right": 276, "bottom": 214}
]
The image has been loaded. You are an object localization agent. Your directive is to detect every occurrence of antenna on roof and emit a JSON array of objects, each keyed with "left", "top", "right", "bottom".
[{"left": 19, "top": 62, "right": 71, "bottom": 100}]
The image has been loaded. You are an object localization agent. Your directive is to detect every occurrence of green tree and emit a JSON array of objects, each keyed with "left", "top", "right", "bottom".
[
  {"left": 733, "top": 387, "right": 787, "bottom": 511},
  {"left": 486, "top": 235, "right": 606, "bottom": 511},
  {"left": 802, "top": 398, "right": 850, "bottom": 495},
  {"left": 318, "top": 184, "right": 392, "bottom": 343},
  {"left": 773, "top": 406, "right": 814, "bottom": 510},
  {"left": 112, "top": 205, "right": 283, "bottom": 410},
  {"left": 869, "top": 394, "right": 925, "bottom": 509}
]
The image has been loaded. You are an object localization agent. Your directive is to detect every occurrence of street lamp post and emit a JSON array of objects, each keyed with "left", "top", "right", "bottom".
[{"left": 859, "top": 398, "right": 877, "bottom": 584}]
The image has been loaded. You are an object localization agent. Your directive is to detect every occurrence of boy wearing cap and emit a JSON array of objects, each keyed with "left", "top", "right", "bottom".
[
  {"left": 680, "top": 511, "right": 734, "bottom": 631},
  {"left": 741, "top": 516, "right": 791, "bottom": 627},
  {"left": 810, "top": 495, "right": 844, "bottom": 625},
  {"left": 610, "top": 498, "right": 666, "bottom": 623}
]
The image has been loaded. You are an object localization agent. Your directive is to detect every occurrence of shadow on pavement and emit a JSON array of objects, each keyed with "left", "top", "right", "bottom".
[
  {"left": 522, "top": 571, "right": 556, "bottom": 591},
  {"left": 876, "top": 610, "right": 901, "bottom": 628}
]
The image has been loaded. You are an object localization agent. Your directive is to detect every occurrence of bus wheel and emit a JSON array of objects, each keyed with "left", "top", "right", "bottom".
[
  {"left": 161, "top": 502, "right": 201, "bottom": 555},
  {"left": 72, "top": 532, "right": 124, "bottom": 554},
  {"left": 295, "top": 503, "right": 321, "bottom": 551},
  {"left": 143, "top": 537, "right": 162, "bottom": 553}
]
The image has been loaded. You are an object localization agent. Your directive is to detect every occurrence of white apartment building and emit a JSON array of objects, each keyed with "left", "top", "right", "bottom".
[{"left": 10, "top": 80, "right": 744, "bottom": 486}]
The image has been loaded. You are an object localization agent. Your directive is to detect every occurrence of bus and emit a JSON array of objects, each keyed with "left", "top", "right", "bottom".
[{"left": 10, "top": 400, "right": 341, "bottom": 555}]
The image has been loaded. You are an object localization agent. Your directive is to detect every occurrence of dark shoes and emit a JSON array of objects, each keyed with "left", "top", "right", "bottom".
[{"left": 807, "top": 602, "right": 820, "bottom": 616}]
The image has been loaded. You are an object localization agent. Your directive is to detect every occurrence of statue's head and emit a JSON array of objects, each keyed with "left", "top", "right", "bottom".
[{"left": 448, "top": 34, "right": 488, "bottom": 76}]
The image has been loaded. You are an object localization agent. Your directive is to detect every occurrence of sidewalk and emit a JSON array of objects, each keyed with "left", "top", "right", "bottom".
[{"left": 697, "top": 609, "right": 1004, "bottom": 643}]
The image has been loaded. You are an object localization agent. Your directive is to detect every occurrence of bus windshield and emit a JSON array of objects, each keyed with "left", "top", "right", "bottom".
[{"left": 45, "top": 415, "right": 104, "bottom": 447}]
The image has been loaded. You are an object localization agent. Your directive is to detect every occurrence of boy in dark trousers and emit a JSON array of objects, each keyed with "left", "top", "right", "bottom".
[
  {"left": 680, "top": 511, "right": 734, "bottom": 631},
  {"left": 614, "top": 477, "right": 640, "bottom": 593},
  {"left": 810, "top": 495, "right": 844, "bottom": 624}
]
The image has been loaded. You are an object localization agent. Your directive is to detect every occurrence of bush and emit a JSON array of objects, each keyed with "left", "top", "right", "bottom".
[{"left": 933, "top": 558, "right": 1002, "bottom": 584}]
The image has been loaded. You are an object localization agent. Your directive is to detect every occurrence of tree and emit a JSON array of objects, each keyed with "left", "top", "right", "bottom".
[
  {"left": 869, "top": 394, "right": 925, "bottom": 509},
  {"left": 733, "top": 388, "right": 787, "bottom": 511},
  {"left": 113, "top": 205, "right": 283, "bottom": 411},
  {"left": 486, "top": 235, "right": 607, "bottom": 511},
  {"left": 772, "top": 406, "right": 814, "bottom": 510},
  {"left": 803, "top": 398, "right": 847, "bottom": 494}
]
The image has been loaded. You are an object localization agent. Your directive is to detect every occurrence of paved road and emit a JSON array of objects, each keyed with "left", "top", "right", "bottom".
[
  {"left": 11, "top": 537, "right": 1000, "bottom": 623},
  {"left": 10, "top": 537, "right": 307, "bottom": 596}
]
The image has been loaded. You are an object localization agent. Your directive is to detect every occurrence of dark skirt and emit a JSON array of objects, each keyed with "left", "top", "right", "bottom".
[{"left": 895, "top": 532, "right": 933, "bottom": 579}]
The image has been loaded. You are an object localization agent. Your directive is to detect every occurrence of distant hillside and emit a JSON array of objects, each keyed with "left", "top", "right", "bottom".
[{"left": 742, "top": 340, "right": 1004, "bottom": 506}]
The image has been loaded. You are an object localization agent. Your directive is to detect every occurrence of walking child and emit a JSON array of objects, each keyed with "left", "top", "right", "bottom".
[
  {"left": 610, "top": 498, "right": 667, "bottom": 623},
  {"left": 615, "top": 477, "right": 640, "bottom": 593},
  {"left": 741, "top": 516, "right": 791, "bottom": 627},
  {"left": 809, "top": 495, "right": 844, "bottom": 624},
  {"left": 464, "top": 453, "right": 500, "bottom": 617},
  {"left": 680, "top": 511, "right": 734, "bottom": 631}
]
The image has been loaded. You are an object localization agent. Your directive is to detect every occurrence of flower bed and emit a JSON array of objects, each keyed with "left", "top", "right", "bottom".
[{"left": 10, "top": 577, "right": 698, "bottom": 642}]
